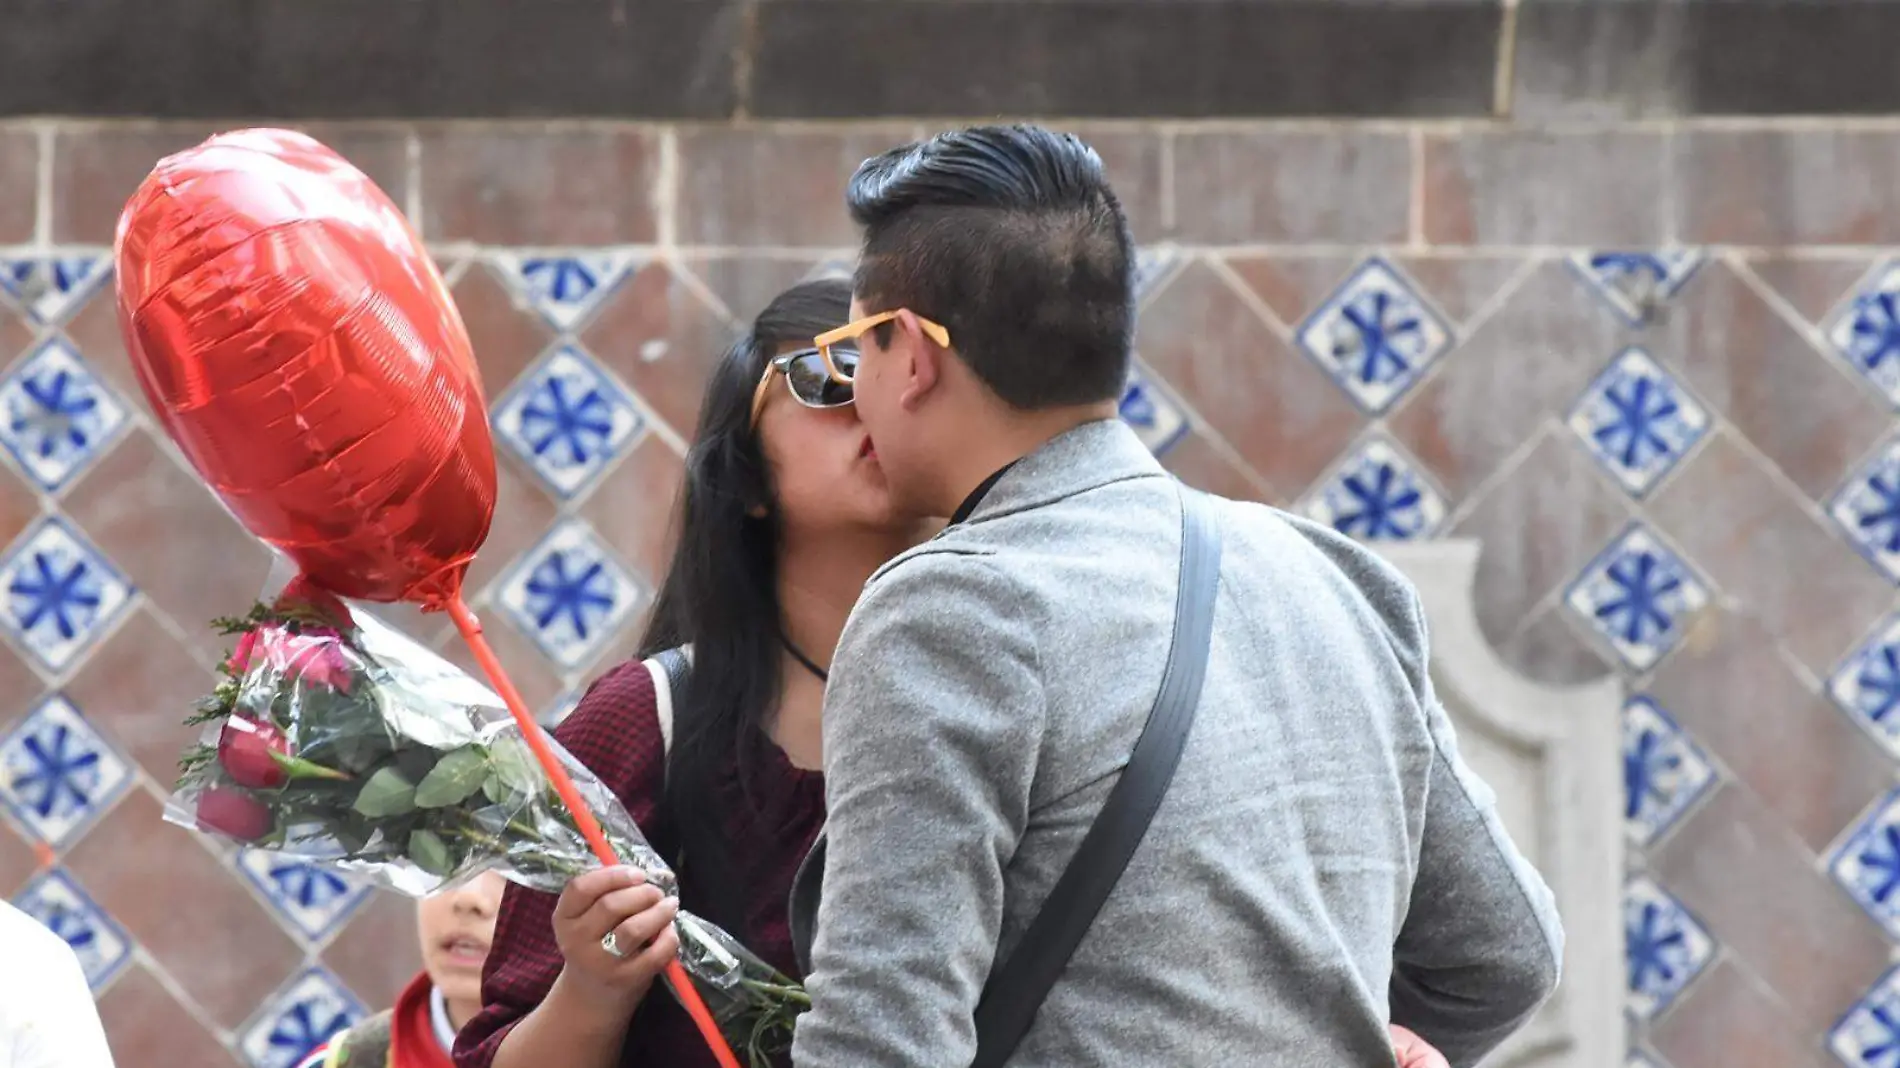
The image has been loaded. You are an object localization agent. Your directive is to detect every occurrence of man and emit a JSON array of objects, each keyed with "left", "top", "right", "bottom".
[
  {"left": 789, "top": 125, "right": 1562, "bottom": 1067},
  {"left": 0, "top": 897, "right": 115, "bottom": 1068}
]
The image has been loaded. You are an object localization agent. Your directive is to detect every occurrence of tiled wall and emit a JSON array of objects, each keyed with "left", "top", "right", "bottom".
[{"left": 3, "top": 119, "right": 1900, "bottom": 1068}]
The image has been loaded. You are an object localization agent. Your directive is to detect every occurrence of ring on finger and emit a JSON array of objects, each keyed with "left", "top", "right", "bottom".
[{"left": 601, "top": 930, "right": 628, "bottom": 959}]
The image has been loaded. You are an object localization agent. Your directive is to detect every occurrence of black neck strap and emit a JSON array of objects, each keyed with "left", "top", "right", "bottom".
[{"left": 782, "top": 635, "right": 829, "bottom": 682}]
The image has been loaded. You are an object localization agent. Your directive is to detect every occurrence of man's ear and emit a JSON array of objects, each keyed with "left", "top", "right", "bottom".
[{"left": 895, "top": 309, "right": 944, "bottom": 412}]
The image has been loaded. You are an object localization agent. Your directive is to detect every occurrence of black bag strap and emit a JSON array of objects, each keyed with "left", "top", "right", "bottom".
[{"left": 969, "top": 489, "right": 1225, "bottom": 1068}]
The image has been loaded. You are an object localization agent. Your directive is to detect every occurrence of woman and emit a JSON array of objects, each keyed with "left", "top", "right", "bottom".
[{"left": 453, "top": 280, "right": 1448, "bottom": 1068}]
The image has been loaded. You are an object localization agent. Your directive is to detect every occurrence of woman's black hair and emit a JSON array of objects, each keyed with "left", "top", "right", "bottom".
[{"left": 636, "top": 277, "right": 850, "bottom": 939}]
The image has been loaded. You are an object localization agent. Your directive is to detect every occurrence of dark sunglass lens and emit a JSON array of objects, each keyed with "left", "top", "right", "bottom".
[{"left": 787, "top": 352, "right": 854, "bottom": 407}]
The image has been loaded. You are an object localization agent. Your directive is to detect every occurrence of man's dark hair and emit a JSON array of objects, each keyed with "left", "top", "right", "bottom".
[{"left": 846, "top": 124, "right": 1135, "bottom": 409}]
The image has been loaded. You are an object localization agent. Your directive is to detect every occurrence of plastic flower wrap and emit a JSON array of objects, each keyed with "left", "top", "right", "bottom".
[{"left": 166, "top": 580, "right": 807, "bottom": 1065}]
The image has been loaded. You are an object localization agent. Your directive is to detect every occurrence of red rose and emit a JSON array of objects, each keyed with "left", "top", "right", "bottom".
[
  {"left": 271, "top": 630, "right": 355, "bottom": 693},
  {"left": 276, "top": 576, "right": 354, "bottom": 629},
  {"left": 196, "top": 787, "right": 273, "bottom": 841},
  {"left": 217, "top": 717, "right": 291, "bottom": 789},
  {"left": 226, "top": 629, "right": 261, "bottom": 675}
]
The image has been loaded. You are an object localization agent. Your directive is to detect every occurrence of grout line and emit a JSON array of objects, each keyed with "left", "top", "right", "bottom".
[
  {"left": 1492, "top": 0, "right": 1521, "bottom": 121},
  {"left": 404, "top": 129, "right": 422, "bottom": 227},
  {"left": 33, "top": 123, "right": 53, "bottom": 249},
  {"left": 1158, "top": 128, "right": 1177, "bottom": 235},
  {"left": 653, "top": 129, "right": 680, "bottom": 252},
  {"left": 1408, "top": 128, "right": 1427, "bottom": 251}
]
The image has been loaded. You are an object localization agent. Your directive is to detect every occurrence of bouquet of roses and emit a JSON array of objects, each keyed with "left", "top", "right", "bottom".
[{"left": 166, "top": 580, "right": 807, "bottom": 1066}]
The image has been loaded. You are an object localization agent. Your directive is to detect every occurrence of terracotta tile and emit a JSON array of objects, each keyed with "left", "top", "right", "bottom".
[
  {"left": 1172, "top": 130, "right": 1410, "bottom": 245},
  {"left": 1656, "top": 783, "right": 1889, "bottom": 1037},
  {"left": 0, "top": 129, "right": 37, "bottom": 244},
  {"left": 1070, "top": 126, "right": 1168, "bottom": 244},
  {"left": 1388, "top": 261, "right": 1621, "bottom": 499},
  {"left": 0, "top": 818, "right": 40, "bottom": 896},
  {"left": 0, "top": 461, "right": 40, "bottom": 571},
  {"left": 675, "top": 125, "right": 914, "bottom": 247},
  {"left": 97, "top": 961, "right": 245, "bottom": 1068},
  {"left": 580, "top": 435, "right": 686, "bottom": 586},
  {"left": 62, "top": 289, "right": 145, "bottom": 405},
  {"left": 681, "top": 256, "right": 833, "bottom": 328},
  {"left": 1655, "top": 259, "right": 1888, "bottom": 499},
  {"left": 1225, "top": 255, "right": 1359, "bottom": 327},
  {"left": 1747, "top": 255, "right": 1880, "bottom": 326},
  {"left": 0, "top": 292, "right": 33, "bottom": 361},
  {"left": 65, "top": 607, "right": 219, "bottom": 785},
  {"left": 61, "top": 430, "right": 274, "bottom": 651},
  {"left": 1654, "top": 610, "right": 1892, "bottom": 855},
  {"left": 580, "top": 261, "right": 734, "bottom": 439},
  {"left": 1134, "top": 260, "right": 1362, "bottom": 496},
  {"left": 1651, "top": 959, "right": 1829, "bottom": 1068},
  {"left": 1452, "top": 432, "right": 1634, "bottom": 647},
  {"left": 432, "top": 610, "right": 566, "bottom": 715},
  {"left": 1495, "top": 605, "right": 1615, "bottom": 686},
  {"left": 417, "top": 125, "right": 659, "bottom": 245},
  {"left": 1389, "top": 256, "right": 1526, "bottom": 330},
  {"left": 453, "top": 261, "right": 556, "bottom": 400},
  {"left": 467, "top": 457, "right": 561, "bottom": 594},
  {"left": 286, "top": 123, "right": 413, "bottom": 215},
  {"left": 1423, "top": 130, "right": 1667, "bottom": 246},
  {"left": 64, "top": 789, "right": 303, "bottom": 1028},
  {"left": 323, "top": 890, "right": 423, "bottom": 1013},
  {"left": 0, "top": 638, "right": 42, "bottom": 724},
  {"left": 1675, "top": 129, "right": 1900, "bottom": 246},
  {"left": 1160, "top": 432, "right": 1271, "bottom": 504},
  {"left": 1649, "top": 433, "right": 1889, "bottom": 676}
]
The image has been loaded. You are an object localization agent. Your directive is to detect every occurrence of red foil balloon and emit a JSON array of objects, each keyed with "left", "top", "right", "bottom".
[{"left": 114, "top": 129, "right": 495, "bottom": 608}]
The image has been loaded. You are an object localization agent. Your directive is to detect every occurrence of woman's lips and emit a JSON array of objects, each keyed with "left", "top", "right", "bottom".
[
  {"left": 859, "top": 435, "right": 876, "bottom": 459},
  {"left": 441, "top": 935, "right": 489, "bottom": 963}
]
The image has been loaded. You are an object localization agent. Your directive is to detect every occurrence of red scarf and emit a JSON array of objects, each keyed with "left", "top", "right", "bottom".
[{"left": 388, "top": 972, "right": 455, "bottom": 1068}]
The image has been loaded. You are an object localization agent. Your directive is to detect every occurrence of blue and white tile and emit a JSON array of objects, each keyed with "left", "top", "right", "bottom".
[
  {"left": 491, "top": 251, "right": 640, "bottom": 334},
  {"left": 1566, "top": 348, "right": 1709, "bottom": 497},
  {"left": 1624, "top": 874, "right": 1715, "bottom": 1021},
  {"left": 238, "top": 966, "right": 366, "bottom": 1068},
  {"left": 1831, "top": 966, "right": 1900, "bottom": 1068},
  {"left": 1294, "top": 258, "right": 1453, "bottom": 414},
  {"left": 800, "top": 258, "right": 855, "bottom": 283},
  {"left": 1831, "top": 788, "right": 1900, "bottom": 941},
  {"left": 1565, "top": 524, "right": 1710, "bottom": 672},
  {"left": 1830, "top": 615, "right": 1900, "bottom": 759},
  {"left": 1622, "top": 696, "right": 1718, "bottom": 847},
  {"left": 1625, "top": 1051, "right": 1667, "bottom": 1068},
  {"left": 0, "top": 695, "right": 132, "bottom": 848},
  {"left": 490, "top": 345, "right": 644, "bottom": 499},
  {"left": 543, "top": 690, "right": 582, "bottom": 727},
  {"left": 494, "top": 520, "right": 646, "bottom": 671},
  {"left": 1118, "top": 365, "right": 1189, "bottom": 456},
  {"left": 1569, "top": 250, "right": 1705, "bottom": 326},
  {"left": 1135, "top": 245, "right": 1183, "bottom": 303},
  {"left": 1830, "top": 437, "right": 1900, "bottom": 583},
  {"left": 0, "top": 254, "right": 112, "bottom": 327},
  {"left": 1300, "top": 435, "right": 1447, "bottom": 542},
  {"left": 236, "top": 849, "right": 371, "bottom": 942},
  {"left": 0, "top": 516, "right": 135, "bottom": 673},
  {"left": 1826, "top": 260, "right": 1900, "bottom": 408},
  {"left": 12, "top": 868, "right": 132, "bottom": 991},
  {"left": 0, "top": 338, "right": 131, "bottom": 493}
]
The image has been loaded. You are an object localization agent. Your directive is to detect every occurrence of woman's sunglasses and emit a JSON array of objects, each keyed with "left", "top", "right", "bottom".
[{"left": 748, "top": 345, "right": 860, "bottom": 430}]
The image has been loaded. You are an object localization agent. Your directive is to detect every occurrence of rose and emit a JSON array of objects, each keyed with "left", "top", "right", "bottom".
[
  {"left": 228, "top": 625, "right": 355, "bottom": 693},
  {"left": 276, "top": 576, "right": 354, "bottom": 629},
  {"left": 196, "top": 787, "right": 273, "bottom": 841},
  {"left": 218, "top": 717, "right": 292, "bottom": 788}
]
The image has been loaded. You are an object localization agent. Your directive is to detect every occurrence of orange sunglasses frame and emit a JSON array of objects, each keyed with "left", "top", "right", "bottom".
[{"left": 811, "top": 309, "right": 952, "bottom": 384}]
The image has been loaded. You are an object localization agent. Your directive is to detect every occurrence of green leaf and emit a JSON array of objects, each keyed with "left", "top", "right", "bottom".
[
  {"left": 409, "top": 828, "right": 456, "bottom": 877},
  {"left": 414, "top": 746, "right": 489, "bottom": 808},
  {"left": 488, "top": 735, "right": 540, "bottom": 797},
  {"left": 352, "top": 767, "right": 417, "bottom": 818}
]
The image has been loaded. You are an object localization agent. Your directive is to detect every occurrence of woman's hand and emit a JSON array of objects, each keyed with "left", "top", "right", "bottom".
[
  {"left": 549, "top": 866, "right": 682, "bottom": 1012},
  {"left": 1389, "top": 1024, "right": 1450, "bottom": 1068}
]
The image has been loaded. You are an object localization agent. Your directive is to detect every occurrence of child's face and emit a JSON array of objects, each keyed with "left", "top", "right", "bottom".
[{"left": 416, "top": 871, "right": 506, "bottom": 1006}]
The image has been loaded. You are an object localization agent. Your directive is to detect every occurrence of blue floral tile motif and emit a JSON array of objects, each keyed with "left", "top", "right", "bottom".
[
  {"left": 1831, "top": 967, "right": 1900, "bottom": 1068},
  {"left": 492, "top": 252, "right": 639, "bottom": 334},
  {"left": 238, "top": 966, "right": 366, "bottom": 1068},
  {"left": 1119, "top": 366, "right": 1188, "bottom": 456},
  {"left": 1301, "top": 435, "right": 1447, "bottom": 542},
  {"left": 0, "top": 339, "right": 131, "bottom": 493},
  {"left": 12, "top": 868, "right": 132, "bottom": 991},
  {"left": 0, "top": 695, "right": 132, "bottom": 847},
  {"left": 490, "top": 346, "right": 644, "bottom": 500},
  {"left": 1294, "top": 258, "right": 1453, "bottom": 414},
  {"left": 1830, "top": 615, "right": 1900, "bottom": 759},
  {"left": 0, "top": 516, "right": 135, "bottom": 673},
  {"left": 1566, "top": 348, "right": 1710, "bottom": 497},
  {"left": 1624, "top": 874, "right": 1714, "bottom": 1021},
  {"left": 1565, "top": 524, "right": 1709, "bottom": 672},
  {"left": 236, "top": 849, "right": 370, "bottom": 942},
  {"left": 1831, "top": 789, "right": 1900, "bottom": 940},
  {"left": 1827, "top": 261, "right": 1900, "bottom": 408},
  {"left": 1569, "top": 250, "right": 1704, "bottom": 326},
  {"left": 0, "top": 254, "right": 112, "bottom": 326},
  {"left": 1622, "top": 697, "right": 1717, "bottom": 846},
  {"left": 495, "top": 520, "right": 646, "bottom": 671},
  {"left": 1830, "top": 438, "right": 1900, "bottom": 583}
]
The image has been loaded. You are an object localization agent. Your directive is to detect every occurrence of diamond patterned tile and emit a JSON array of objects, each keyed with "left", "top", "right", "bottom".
[
  {"left": 490, "top": 345, "right": 645, "bottom": 501},
  {"left": 1625, "top": 873, "right": 1716, "bottom": 1021},
  {"left": 491, "top": 251, "right": 643, "bottom": 334},
  {"left": 1825, "top": 260, "right": 1900, "bottom": 408},
  {"left": 1830, "top": 614, "right": 1900, "bottom": 760},
  {"left": 1566, "top": 347, "right": 1710, "bottom": 497},
  {"left": 0, "top": 338, "right": 131, "bottom": 494},
  {"left": 236, "top": 965, "right": 365, "bottom": 1068},
  {"left": 1134, "top": 246, "right": 1184, "bottom": 305},
  {"left": 1830, "top": 436, "right": 1900, "bottom": 582},
  {"left": 1118, "top": 364, "right": 1190, "bottom": 457},
  {"left": 1831, "top": 966, "right": 1900, "bottom": 1068},
  {"left": 1300, "top": 434, "right": 1447, "bottom": 542},
  {"left": 97, "top": 962, "right": 246, "bottom": 1068},
  {"left": 12, "top": 866, "right": 132, "bottom": 991},
  {"left": 1627, "top": 1050, "right": 1667, "bottom": 1068},
  {"left": 0, "top": 254, "right": 112, "bottom": 327},
  {"left": 235, "top": 850, "right": 371, "bottom": 943},
  {"left": 493, "top": 519, "right": 648, "bottom": 672},
  {"left": 1294, "top": 258, "right": 1454, "bottom": 414},
  {"left": 1623, "top": 696, "right": 1718, "bottom": 847},
  {"left": 1831, "top": 789, "right": 1900, "bottom": 941},
  {"left": 1565, "top": 524, "right": 1711, "bottom": 672},
  {"left": 1570, "top": 250, "right": 1705, "bottom": 326},
  {"left": 0, "top": 694, "right": 132, "bottom": 849},
  {"left": 0, "top": 515, "right": 135, "bottom": 673}
]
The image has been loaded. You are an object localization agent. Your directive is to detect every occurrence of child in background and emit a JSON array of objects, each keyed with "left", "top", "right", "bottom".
[
  {"left": 298, "top": 873, "right": 505, "bottom": 1068},
  {"left": 0, "top": 897, "right": 115, "bottom": 1068}
]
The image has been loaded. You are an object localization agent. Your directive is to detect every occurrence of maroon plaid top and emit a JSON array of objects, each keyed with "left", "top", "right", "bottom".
[{"left": 453, "top": 660, "right": 826, "bottom": 1068}]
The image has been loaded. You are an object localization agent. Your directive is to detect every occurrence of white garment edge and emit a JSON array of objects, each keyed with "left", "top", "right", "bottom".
[
  {"left": 641, "top": 645, "right": 693, "bottom": 755},
  {"left": 429, "top": 984, "right": 457, "bottom": 1056}
]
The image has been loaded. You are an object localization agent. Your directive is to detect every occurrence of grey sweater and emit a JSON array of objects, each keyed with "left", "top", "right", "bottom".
[{"left": 790, "top": 420, "right": 1563, "bottom": 1068}]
